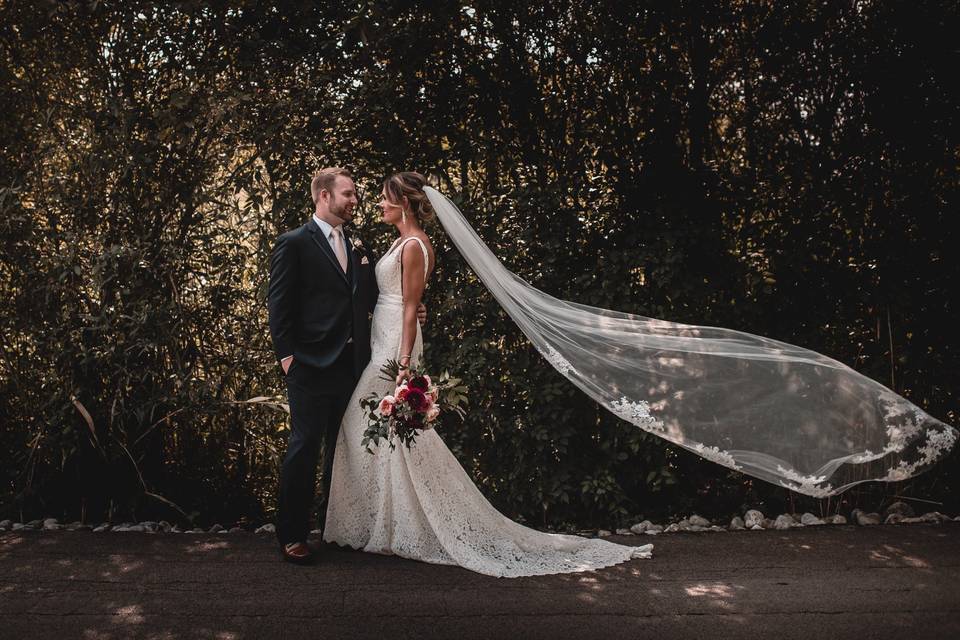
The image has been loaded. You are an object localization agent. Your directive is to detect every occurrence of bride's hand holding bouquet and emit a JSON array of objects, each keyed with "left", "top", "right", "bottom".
[{"left": 360, "top": 359, "right": 468, "bottom": 452}]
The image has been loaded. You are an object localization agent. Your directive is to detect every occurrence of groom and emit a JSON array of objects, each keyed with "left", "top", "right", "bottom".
[{"left": 268, "top": 167, "right": 424, "bottom": 564}]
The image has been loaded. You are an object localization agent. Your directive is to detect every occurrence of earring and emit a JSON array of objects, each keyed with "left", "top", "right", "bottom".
[{"left": 402, "top": 209, "right": 407, "bottom": 225}]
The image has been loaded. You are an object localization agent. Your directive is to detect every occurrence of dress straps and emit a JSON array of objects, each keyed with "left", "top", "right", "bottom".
[{"left": 396, "top": 236, "right": 430, "bottom": 283}]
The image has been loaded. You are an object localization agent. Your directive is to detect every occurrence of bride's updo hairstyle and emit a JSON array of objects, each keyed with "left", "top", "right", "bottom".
[{"left": 384, "top": 171, "right": 435, "bottom": 223}]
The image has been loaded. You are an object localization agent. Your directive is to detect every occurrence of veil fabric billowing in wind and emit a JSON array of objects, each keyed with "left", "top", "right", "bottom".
[{"left": 423, "top": 186, "right": 957, "bottom": 498}]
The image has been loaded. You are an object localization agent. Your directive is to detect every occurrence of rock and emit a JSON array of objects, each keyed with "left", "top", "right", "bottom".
[
  {"left": 615, "top": 528, "right": 634, "bottom": 536},
  {"left": 709, "top": 525, "right": 726, "bottom": 532},
  {"left": 597, "top": 529, "right": 612, "bottom": 537},
  {"left": 773, "top": 515, "right": 794, "bottom": 530},
  {"left": 750, "top": 524, "right": 763, "bottom": 530},
  {"left": 883, "top": 501, "right": 916, "bottom": 519},
  {"left": 309, "top": 528, "right": 323, "bottom": 536},
  {"left": 885, "top": 513, "right": 905, "bottom": 525},
  {"left": 644, "top": 529, "right": 660, "bottom": 536},
  {"left": 93, "top": 524, "right": 111, "bottom": 532},
  {"left": 955, "top": 516, "right": 960, "bottom": 522},
  {"left": 919, "top": 511, "right": 951, "bottom": 523},
  {"left": 800, "top": 513, "right": 825, "bottom": 526},
  {"left": 171, "top": 525, "right": 183, "bottom": 533},
  {"left": 229, "top": 527, "right": 244, "bottom": 533},
  {"left": 141, "top": 522, "right": 159, "bottom": 533},
  {"left": 852, "top": 509, "right": 881, "bottom": 526},
  {"left": 762, "top": 518, "right": 775, "bottom": 528},
  {"left": 686, "top": 525, "right": 708, "bottom": 532},
  {"left": 744, "top": 510, "right": 764, "bottom": 528},
  {"left": 209, "top": 524, "right": 224, "bottom": 533},
  {"left": 27, "top": 519, "right": 42, "bottom": 528},
  {"left": 12, "top": 523, "right": 26, "bottom": 531},
  {"left": 43, "top": 522, "right": 64, "bottom": 531},
  {"left": 645, "top": 524, "right": 664, "bottom": 533},
  {"left": 630, "top": 520, "right": 652, "bottom": 534},
  {"left": 43, "top": 518, "right": 59, "bottom": 527},
  {"left": 129, "top": 524, "right": 147, "bottom": 532},
  {"left": 664, "top": 523, "right": 680, "bottom": 533},
  {"left": 729, "top": 516, "right": 745, "bottom": 530},
  {"left": 688, "top": 515, "right": 711, "bottom": 527},
  {"left": 0, "top": 519, "right": 11, "bottom": 530},
  {"left": 255, "top": 523, "right": 276, "bottom": 534},
  {"left": 159, "top": 521, "right": 172, "bottom": 532}
]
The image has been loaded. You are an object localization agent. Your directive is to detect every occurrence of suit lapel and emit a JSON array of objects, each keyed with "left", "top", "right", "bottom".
[
  {"left": 306, "top": 219, "right": 349, "bottom": 286},
  {"left": 342, "top": 228, "right": 359, "bottom": 294}
]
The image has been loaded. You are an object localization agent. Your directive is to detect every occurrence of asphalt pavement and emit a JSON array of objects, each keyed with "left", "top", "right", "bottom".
[{"left": 1, "top": 523, "right": 958, "bottom": 639}]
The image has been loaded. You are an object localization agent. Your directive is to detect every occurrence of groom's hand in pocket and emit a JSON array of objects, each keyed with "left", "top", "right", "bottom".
[
  {"left": 417, "top": 303, "right": 427, "bottom": 325},
  {"left": 281, "top": 355, "right": 294, "bottom": 375}
]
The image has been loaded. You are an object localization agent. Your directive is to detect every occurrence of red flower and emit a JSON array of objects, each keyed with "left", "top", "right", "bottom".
[
  {"left": 405, "top": 388, "right": 428, "bottom": 411},
  {"left": 409, "top": 375, "right": 430, "bottom": 392}
]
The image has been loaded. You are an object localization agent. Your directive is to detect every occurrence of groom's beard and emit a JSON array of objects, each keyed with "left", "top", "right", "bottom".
[{"left": 329, "top": 196, "right": 353, "bottom": 224}]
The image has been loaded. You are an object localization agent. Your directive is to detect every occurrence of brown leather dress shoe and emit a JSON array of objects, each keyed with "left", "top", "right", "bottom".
[{"left": 280, "top": 541, "right": 314, "bottom": 565}]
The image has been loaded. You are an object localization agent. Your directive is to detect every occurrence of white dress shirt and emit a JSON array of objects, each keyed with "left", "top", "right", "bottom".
[{"left": 313, "top": 215, "right": 350, "bottom": 258}]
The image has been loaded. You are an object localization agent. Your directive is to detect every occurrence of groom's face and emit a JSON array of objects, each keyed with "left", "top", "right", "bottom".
[{"left": 326, "top": 176, "right": 358, "bottom": 223}]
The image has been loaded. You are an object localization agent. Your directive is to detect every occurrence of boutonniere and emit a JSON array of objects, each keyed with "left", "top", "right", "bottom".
[{"left": 350, "top": 236, "right": 364, "bottom": 250}]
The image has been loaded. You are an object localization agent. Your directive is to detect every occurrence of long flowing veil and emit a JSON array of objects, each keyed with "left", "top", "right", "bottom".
[{"left": 423, "top": 186, "right": 957, "bottom": 497}]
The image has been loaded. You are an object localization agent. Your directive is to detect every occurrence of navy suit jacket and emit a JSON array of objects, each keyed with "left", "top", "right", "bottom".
[{"left": 267, "top": 219, "right": 378, "bottom": 378}]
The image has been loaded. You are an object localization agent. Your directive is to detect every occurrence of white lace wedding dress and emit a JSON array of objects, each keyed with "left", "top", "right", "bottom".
[{"left": 323, "top": 236, "right": 653, "bottom": 578}]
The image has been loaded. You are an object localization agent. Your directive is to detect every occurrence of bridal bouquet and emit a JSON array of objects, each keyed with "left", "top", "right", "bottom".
[{"left": 360, "top": 359, "right": 468, "bottom": 452}]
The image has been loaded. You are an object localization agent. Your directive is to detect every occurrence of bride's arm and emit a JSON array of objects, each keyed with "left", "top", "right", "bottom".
[{"left": 397, "top": 242, "right": 426, "bottom": 381}]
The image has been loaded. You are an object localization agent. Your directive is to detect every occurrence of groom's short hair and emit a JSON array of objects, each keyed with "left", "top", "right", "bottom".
[{"left": 311, "top": 167, "right": 352, "bottom": 204}]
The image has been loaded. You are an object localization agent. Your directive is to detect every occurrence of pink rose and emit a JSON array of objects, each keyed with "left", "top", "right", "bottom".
[
  {"left": 426, "top": 403, "right": 440, "bottom": 423},
  {"left": 379, "top": 395, "right": 396, "bottom": 416},
  {"left": 427, "top": 386, "right": 439, "bottom": 402},
  {"left": 395, "top": 384, "right": 409, "bottom": 401}
]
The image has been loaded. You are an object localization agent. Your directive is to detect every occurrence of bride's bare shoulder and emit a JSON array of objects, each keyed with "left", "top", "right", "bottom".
[{"left": 399, "top": 234, "right": 434, "bottom": 274}]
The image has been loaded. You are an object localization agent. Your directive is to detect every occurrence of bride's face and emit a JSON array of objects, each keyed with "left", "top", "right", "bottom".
[{"left": 378, "top": 189, "right": 405, "bottom": 225}]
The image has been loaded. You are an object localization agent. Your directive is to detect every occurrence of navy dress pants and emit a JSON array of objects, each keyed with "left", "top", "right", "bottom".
[{"left": 276, "top": 344, "right": 357, "bottom": 546}]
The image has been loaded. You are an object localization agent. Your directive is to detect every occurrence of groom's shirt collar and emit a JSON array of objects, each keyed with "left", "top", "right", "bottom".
[
  {"left": 313, "top": 214, "right": 338, "bottom": 238},
  {"left": 313, "top": 214, "right": 351, "bottom": 259}
]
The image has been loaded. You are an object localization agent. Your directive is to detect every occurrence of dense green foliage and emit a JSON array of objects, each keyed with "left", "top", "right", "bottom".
[{"left": 1, "top": 1, "right": 957, "bottom": 529}]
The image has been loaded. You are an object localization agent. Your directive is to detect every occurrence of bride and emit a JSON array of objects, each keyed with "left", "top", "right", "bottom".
[
  {"left": 324, "top": 171, "right": 956, "bottom": 577},
  {"left": 323, "top": 172, "right": 654, "bottom": 577}
]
